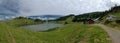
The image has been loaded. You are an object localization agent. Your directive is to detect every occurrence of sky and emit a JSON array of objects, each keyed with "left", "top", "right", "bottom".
[{"left": 19, "top": 0, "right": 120, "bottom": 16}]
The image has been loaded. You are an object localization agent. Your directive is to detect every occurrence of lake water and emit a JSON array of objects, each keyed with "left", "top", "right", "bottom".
[{"left": 22, "top": 23, "right": 62, "bottom": 31}]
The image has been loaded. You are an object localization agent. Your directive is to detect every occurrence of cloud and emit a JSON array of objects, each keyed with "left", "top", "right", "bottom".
[
  {"left": 111, "top": 0, "right": 120, "bottom": 4},
  {"left": 17, "top": 0, "right": 120, "bottom": 16},
  {"left": 0, "top": 0, "right": 19, "bottom": 15}
]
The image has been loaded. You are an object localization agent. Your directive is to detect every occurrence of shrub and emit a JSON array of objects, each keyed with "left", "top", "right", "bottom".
[{"left": 116, "top": 20, "right": 120, "bottom": 24}]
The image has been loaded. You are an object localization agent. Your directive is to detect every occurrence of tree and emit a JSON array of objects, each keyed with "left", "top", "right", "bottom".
[{"left": 34, "top": 19, "right": 42, "bottom": 22}]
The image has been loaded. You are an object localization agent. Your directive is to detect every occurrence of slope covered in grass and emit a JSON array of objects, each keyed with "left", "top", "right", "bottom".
[
  {"left": 0, "top": 19, "right": 112, "bottom": 43},
  {"left": 106, "top": 12, "right": 120, "bottom": 30},
  {"left": 5, "top": 17, "right": 42, "bottom": 27},
  {"left": 111, "top": 12, "right": 120, "bottom": 19},
  {"left": 55, "top": 15, "right": 75, "bottom": 24},
  {"left": 105, "top": 6, "right": 120, "bottom": 30}
]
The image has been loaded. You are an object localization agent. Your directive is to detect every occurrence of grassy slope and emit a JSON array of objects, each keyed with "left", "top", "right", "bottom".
[
  {"left": 106, "top": 12, "right": 120, "bottom": 30},
  {"left": 113, "top": 12, "right": 120, "bottom": 18},
  {"left": 5, "top": 19, "right": 37, "bottom": 26},
  {"left": 56, "top": 16, "right": 74, "bottom": 24},
  {"left": 54, "top": 15, "right": 75, "bottom": 24},
  {"left": 65, "top": 16, "right": 74, "bottom": 23},
  {"left": 0, "top": 19, "right": 112, "bottom": 43}
]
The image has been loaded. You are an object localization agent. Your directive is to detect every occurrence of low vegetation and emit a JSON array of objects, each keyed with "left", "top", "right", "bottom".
[
  {"left": 4, "top": 17, "right": 42, "bottom": 27},
  {"left": 104, "top": 6, "right": 120, "bottom": 30},
  {"left": 106, "top": 12, "right": 120, "bottom": 30},
  {"left": 0, "top": 18, "right": 112, "bottom": 43}
]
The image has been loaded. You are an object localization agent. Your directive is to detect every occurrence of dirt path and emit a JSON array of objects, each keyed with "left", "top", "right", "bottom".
[
  {"left": 6, "top": 28, "right": 16, "bottom": 43},
  {"left": 97, "top": 24, "right": 120, "bottom": 43}
]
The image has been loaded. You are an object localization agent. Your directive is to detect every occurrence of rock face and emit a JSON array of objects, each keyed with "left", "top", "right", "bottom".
[{"left": 0, "top": 0, "right": 19, "bottom": 20}]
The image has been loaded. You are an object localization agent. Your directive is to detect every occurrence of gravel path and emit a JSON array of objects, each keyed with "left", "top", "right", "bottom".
[{"left": 97, "top": 24, "right": 120, "bottom": 43}]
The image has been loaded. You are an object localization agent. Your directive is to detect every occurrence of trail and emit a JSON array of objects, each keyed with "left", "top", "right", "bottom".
[
  {"left": 6, "top": 28, "right": 16, "bottom": 43},
  {"left": 97, "top": 24, "right": 120, "bottom": 43}
]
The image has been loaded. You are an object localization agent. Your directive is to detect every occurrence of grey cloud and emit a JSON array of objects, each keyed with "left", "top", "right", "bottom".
[
  {"left": 0, "top": 0, "right": 19, "bottom": 15},
  {"left": 20, "top": 0, "right": 119, "bottom": 16},
  {"left": 0, "top": 0, "right": 120, "bottom": 16}
]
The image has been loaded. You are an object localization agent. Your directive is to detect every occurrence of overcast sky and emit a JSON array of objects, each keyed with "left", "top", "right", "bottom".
[{"left": 19, "top": 0, "right": 120, "bottom": 16}]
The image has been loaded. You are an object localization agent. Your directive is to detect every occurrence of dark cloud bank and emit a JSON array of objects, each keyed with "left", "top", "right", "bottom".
[{"left": 0, "top": 0, "right": 120, "bottom": 16}]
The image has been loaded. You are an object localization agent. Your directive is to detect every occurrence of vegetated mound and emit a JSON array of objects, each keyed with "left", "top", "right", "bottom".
[
  {"left": 56, "top": 14, "right": 75, "bottom": 21},
  {"left": 5, "top": 16, "right": 42, "bottom": 26},
  {"left": 55, "top": 14, "right": 75, "bottom": 24},
  {"left": 109, "top": 6, "right": 120, "bottom": 19},
  {"left": 103, "top": 5, "right": 120, "bottom": 29}
]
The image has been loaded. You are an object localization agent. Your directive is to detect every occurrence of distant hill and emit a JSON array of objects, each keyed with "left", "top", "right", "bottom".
[
  {"left": 56, "top": 14, "right": 75, "bottom": 21},
  {"left": 56, "top": 12, "right": 107, "bottom": 23},
  {"left": 56, "top": 6, "right": 120, "bottom": 23},
  {"left": 0, "top": 14, "right": 63, "bottom": 20},
  {"left": 28, "top": 15, "right": 63, "bottom": 20},
  {"left": 0, "top": 14, "right": 16, "bottom": 20},
  {"left": 109, "top": 5, "right": 120, "bottom": 13}
]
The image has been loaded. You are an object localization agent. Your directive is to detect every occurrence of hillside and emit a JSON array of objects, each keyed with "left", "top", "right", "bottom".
[
  {"left": 0, "top": 17, "right": 112, "bottom": 43},
  {"left": 55, "top": 12, "right": 107, "bottom": 24},
  {"left": 0, "top": 23, "right": 112, "bottom": 43},
  {"left": 28, "top": 15, "right": 62, "bottom": 20},
  {"left": 4, "top": 17, "right": 42, "bottom": 26},
  {"left": 55, "top": 14, "right": 75, "bottom": 24},
  {"left": 104, "top": 6, "right": 120, "bottom": 30},
  {"left": 55, "top": 6, "right": 120, "bottom": 26}
]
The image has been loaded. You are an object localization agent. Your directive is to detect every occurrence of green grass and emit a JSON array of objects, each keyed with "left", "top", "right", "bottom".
[
  {"left": 5, "top": 18, "right": 41, "bottom": 26},
  {"left": 111, "top": 12, "right": 120, "bottom": 19},
  {"left": 52, "top": 15, "right": 75, "bottom": 24},
  {"left": 105, "top": 12, "right": 120, "bottom": 30},
  {"left": 65, "top": 16, "right": 74, "bottom": 23},
  {"left": 0, "top": 19, "right": 112, "bottom": 43},
  {"left": 106, "top": 21, "right": 120, "bottom": 30}
]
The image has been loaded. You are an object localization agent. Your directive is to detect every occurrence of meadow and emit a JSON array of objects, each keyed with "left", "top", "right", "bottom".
[
  {"left": 0, "top": 18, "right": 112, "bottom": 43},
  {"left": 105, "top": 12, "right": 120, "bottom": 30}
]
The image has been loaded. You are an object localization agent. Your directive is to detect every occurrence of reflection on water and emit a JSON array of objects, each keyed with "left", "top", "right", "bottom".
[{"left": 22, "top": 23, "right": 62, "bottom": 31}]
